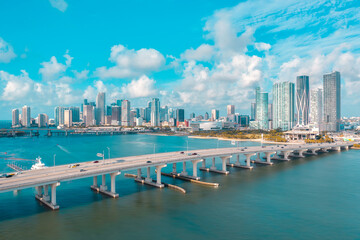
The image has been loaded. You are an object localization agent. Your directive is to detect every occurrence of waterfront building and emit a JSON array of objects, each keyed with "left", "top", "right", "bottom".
[
  {"left": 322, "top": 71, "right": 341, "bottom": 132},
  {"left": 204, "top": 112, "right": 209, "bottom": 120},
  {"left": 111, "top": 106, "right": 121, "bottom": 125},
  {"left": 296, "top": 75, "right": 310, "bottom": 126},
  {"left": 160, "top": 106, "right": 168, "bottom": 122},
  {"left": 54, "top": 107, "right": 65, "bottom": 126},
  {"left": 12, "top": 109, "right": 19, "bottom": 126},
  {"left": 211, "top": 109, "right": 219, "bottom": 121},
  {"left": 151, "top": 98, "right": 160, "bottom": 126},
  {"left": 176, "top": 109, "right": 185, "bottom": 123},
  {"left": 21, "top": 105, "right": 31, "bottom": 127},
  {"left": 256, "top": 92, "right": 269, "bottom": 130},
  {"left": 227, "top": 105, "right": 235, "bottom": 115},
  {"left": 273, "top": 81, "right": 295, "bottom": 131},
  {"left": 239, "top": 115, "right": 250, "bottom": 127},
  {"left": 38, "top": 113, "right": 47, "bottom": 128},
  {"left": 64, "top": 109, "right": 73, "bottom": 127},
  {"left": 121, "top": 100, "right": 131, "bottom": 126},
  {"left": 83, "top": 105, "right": 95, "bottom": 126},
  {"left": 70, "top": 107, "right": 80, "bottom": 123},
  {"left": 96, "top": 92, "right": 106, "bottom": 125},
  {"left": 268, "top": 103, "right": 273, "bottom": 121},
  {"left": 130, "top": 110, "right": 137, "bottom": 126},
  {"left": 310, "top": 88, "right": 323, "bottom": 128},
  {"left": 251, "top": 103, "right": 256, "bottom": 121},
  {"left": 190, "top": 112, "right": 196, "bottom": 119}
]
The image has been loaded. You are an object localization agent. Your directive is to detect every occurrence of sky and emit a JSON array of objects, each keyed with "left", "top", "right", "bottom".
[{"left": 0, "top": 0, "right": 360, "bottom": 120}]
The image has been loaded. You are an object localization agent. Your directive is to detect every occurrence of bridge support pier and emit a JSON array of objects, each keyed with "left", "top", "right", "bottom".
[
  {"left": 180, "top": 159, "right": 202, "bottom": 180},
  {"left": 180, "top": 162, "right": 188, "bottom": 176},
  {"left": 255, "top": 152, "right": 275, "bottom": 165},
  {"left": 233, "top": 153, "right": 254, "bottom": 169},
  {"left": 100, "top": 174, "right": 107, "bottom": 191},
  {"left": 342, "top": 145, "right": 349, "bottom": 150},
  {"left": 199, "top": 158, "right": 209, "bottom": 171},
  {"left": 208, "top": 156, "right": 230, "bottom": 174},
  {"left": 35, "top": 182, "right": 60, "bottom": 210},
  {"left": 171, "top": 163, "right": 178, "bottom": 175}
]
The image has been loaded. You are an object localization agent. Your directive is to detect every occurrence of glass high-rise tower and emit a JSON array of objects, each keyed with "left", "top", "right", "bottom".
[
  {"left": 296, "top": 75, "right": 310, "bottom": 126},
  {"left": 310, "top": 88, "right": 323, "bottom": 128},
  {"left": 273, "top": 82, "right": 295, "bottom": 131},
  {"left": 151, "top": 98, "right": 160, "bottom": 126},
  {"left": 322, "top": 71, "right": 341, "bottom": 132}
]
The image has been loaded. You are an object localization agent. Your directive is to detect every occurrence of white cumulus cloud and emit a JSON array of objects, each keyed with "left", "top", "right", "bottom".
[
  {"left": 49, "top": 0, "right": 68, "bottom": 12},
  {"left": 0, "top": 38, "right": 16, "bottom": 63},
  {"left": 96, "top": 44, "right": 165, "bottom": 79}
]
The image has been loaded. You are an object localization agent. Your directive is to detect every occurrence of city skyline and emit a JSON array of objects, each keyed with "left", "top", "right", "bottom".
[{"left": 0, "top": 1, "right": 360, "bottom": 119}]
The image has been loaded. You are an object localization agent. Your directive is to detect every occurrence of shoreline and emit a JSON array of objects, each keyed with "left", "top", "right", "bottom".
[{"left": 188, "top": 135, "right": 303, "bottom": 145}]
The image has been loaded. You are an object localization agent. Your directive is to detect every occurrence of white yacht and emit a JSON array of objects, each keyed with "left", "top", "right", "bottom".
[{"left": 31, "top": 157, "right": 48, "bottom": 170}]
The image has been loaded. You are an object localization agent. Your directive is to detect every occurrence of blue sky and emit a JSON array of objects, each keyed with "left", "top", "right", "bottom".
[{"left": 0, "top": 0, "right": 359, "bottom": 119}]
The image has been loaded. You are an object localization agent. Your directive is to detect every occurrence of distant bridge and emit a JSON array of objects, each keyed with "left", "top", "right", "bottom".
[{"left": 0, "top": 142, "right": 354, "bottom": 210}]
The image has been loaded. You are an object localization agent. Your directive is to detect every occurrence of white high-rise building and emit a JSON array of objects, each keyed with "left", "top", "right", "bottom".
[
  {"left": 273, "top": 82, "right": 295, "bottom": 131},
  {"left": 211, "top": 109, "right": 219, "bottom": 121},
  {"left": 64, "top": 109, "right": 73, "bottom": 127},
  {"left": 83, "top": 105, "right": 95, "bottom": 127},
  {"left": 310, "top": 88, "right": 323, "bottom": 127},
  {"left": 227, "top": 105, "right": 235, "bottom": 115},
  {"left": 21, "top": 105, "right": 31, "bottom": 127},
  {"left": 151, "top": 98, "right": 160, "bottom": 126},
  {"left": 12, "top": 109, "right": 19, "bottom": 127},
  {"left": 54, "top": 107, "right": 65, "bottom": 126},
  {"left": 121, "top": 100, "right": 130, "bottom": 126}
]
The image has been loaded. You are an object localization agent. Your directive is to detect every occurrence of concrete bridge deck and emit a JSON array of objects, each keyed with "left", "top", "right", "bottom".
[{"left": 0, "top": 142, "right": 354, "bottom": 209}]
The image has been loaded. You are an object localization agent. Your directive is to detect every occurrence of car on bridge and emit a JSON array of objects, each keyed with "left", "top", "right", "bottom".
[{"left": 69, "top": 164, "right": 80, "bottom": 168}]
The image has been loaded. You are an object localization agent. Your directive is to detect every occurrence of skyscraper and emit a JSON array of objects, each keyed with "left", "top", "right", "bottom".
[
  {"left": 21, "top": 105, "right": 31, "bottom": 127},
  {"left": 273, "top": 82, "right": 295, "bottom": 131},
  {"left": 322, "top": 71, "right": 341, "bottom": 132},
  {"left": 38, "top": 113, "right": 47, "bottom": 127},
  {"left": 12, "top": 109, "right": 19, "bottom": 126},
  {"left": 151, "top": 98, "right": 160, "bottom": 126},
  {"left": 70, "top": 107, "right": 80, "bottom": 123},
  {"left": 310, "top": 88, "right": 323, "bottom": 128},
  {"left": 256, "top": 92, "right": 269, "bottom": 130},
  {"left": 64, "top": 109, "right": 73, "bottom": 127},
  {"left": 176, "top": 109, "right": 185, "bottom": 123},
  {"left": 96, "top": 92, "right": 106, "bottom": 125},
  {"left": 296, "top": 75, "right": 310, "bottom": 126},
  {"left": 227, "top": 105, "right": 235, "bottom": 115},
  {"left": 54, "top": 106, "right": 65, "bottom": 126},
  {"left": 111, "top": 106, "right": 121, "bottom": 125},
  {"left": 211, "top": 109, "right": 219, "bottom": 121},
  {"left": 121, "top": 100, "right": 130, "bottom": 126},
  {"left": 204, "top": 112, "right": 209, "bottom": 120},
  {"left": 250, "top": 103, "right": 256, "bottom": 121},
  {"left": 83, "top": 105, "right": 95, "bottom": 126}
]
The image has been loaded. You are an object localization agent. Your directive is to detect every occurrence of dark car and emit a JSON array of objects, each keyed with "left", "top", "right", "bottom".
[
  {"left": 80, "top": 169, "right": 86, "bottom": 172},
  {"left": 146, "top": 160, "right": 152, "bottom": 163},
  {"left": 93, "top": 160, "right": 99, "bottom": 163},
  {"left": 191, "top": 153, "right": 198, "bottom": 155},
  {"left": 180, "top": 151, "right": 184, "bottom": 154}
]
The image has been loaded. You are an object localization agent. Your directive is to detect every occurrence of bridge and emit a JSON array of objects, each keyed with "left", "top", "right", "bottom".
[{"left": 0, "top": 142, "right": 354, "bottom": 210}]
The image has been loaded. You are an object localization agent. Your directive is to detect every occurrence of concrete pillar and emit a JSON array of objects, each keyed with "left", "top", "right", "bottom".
[
  {"left": 172, "top": 163, "right": 177, "bottom": 174},
  {"left": 155, "top": 165, "right": 166, "bottom": 185},
  {"left": 202, "top": 159, "right": 206, "bottom": 168},
  {"left": 298, "top": 150, "right": 306, "bottom": 157},
  {"left": 220, "top": 156, "right": 230, "bottom": 172},
  {"left": 100, "top": 174, "right": 107, "bottom": 191},
  {"left": 51, "top": 183, "right": 60, "bottom": 206},
  {"left": 137, "top": 169, "right": 142, "bottom": 178},
  {"left": 146, "top": 167, "right": 151, "bottom": 182},
  {"left": 191, "top": 159, "right": 203, "bottom": 178},
  {"left": 265, "top": 152, "right": 276, "bottom": 163},
  {"left": 236, "top": 155, "right": 240, "bottom": 165},
  {"left": 244, "top": 154, "right": 255, "bottom": 167},
  {"left": 256, "top": 153, "right": 261, "bottom": 161},
  {"left": 210, "top": 157, "right": 216, "bottom": 170},
  {"left": 181, "top": 162, "right": 187, "bottom": 175},
  {"left": 110, "top": 172, "right": 120, "bottom": 194},
  {"left": 43, "top": 185, "right": 50, "bottom": 201},
  {"left": 35, "top": 186, "right": 43, "bottom": 197},
  {"left": 93, "top": 176, "right": 98, "bottom": 187}
]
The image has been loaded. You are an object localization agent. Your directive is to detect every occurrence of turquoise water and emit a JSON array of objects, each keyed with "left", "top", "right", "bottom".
[{"left": 0, "top": 134, "right": 359, "bottom": 239}]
